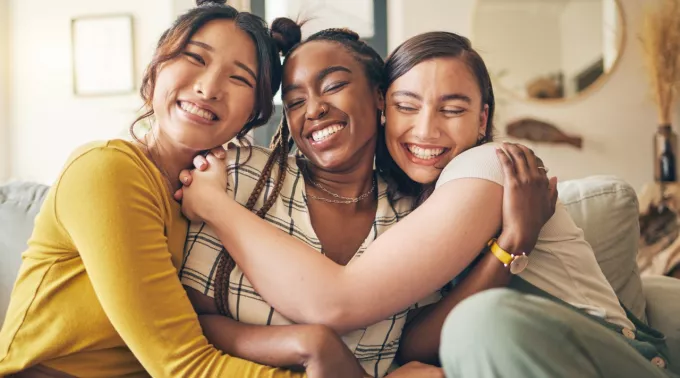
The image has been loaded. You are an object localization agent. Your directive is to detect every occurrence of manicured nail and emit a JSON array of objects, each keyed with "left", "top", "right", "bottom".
[{"left": 182, "top": 176, "right": 189, "bottom": 184}]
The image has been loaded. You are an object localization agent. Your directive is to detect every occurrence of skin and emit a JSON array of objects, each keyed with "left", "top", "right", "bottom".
[
  {"left": 184, "top": 40, "right": 394, "bottom": 377},
  {"left": 147, "top": 19, "right": 258, "bottom": 190},
  {"left": 179, "top": 43, "right": 554, "bottom": 375},
  {"left": 282, "top": 41, "right": 384, "bottom": 266},
  {"left": 12, "top": 18, "right": 339, "bottom": 378},
  {"left": 175, "top": 30, "right": 558, "bottom": 335},
  {"left": 385, "top": 57, "right": 487, "bottom": 184},
  {"left": 150, "top": 20, "right": 365, "bottom": 378},
  {"left": 384, "top": 57, "right": 557, "bottom": 364}
]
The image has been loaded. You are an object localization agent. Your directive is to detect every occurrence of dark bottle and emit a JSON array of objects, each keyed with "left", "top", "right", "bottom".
[
  {"left": 654, "top": 125, "right": 678, "bottom": 182},
  {"left": 660, "top": 137, "right": 676, "bottom": 182}
]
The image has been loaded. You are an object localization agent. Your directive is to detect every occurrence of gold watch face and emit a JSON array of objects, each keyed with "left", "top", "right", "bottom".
[{"left": 509, "top": 254, "right": 529, "bottom": 275}]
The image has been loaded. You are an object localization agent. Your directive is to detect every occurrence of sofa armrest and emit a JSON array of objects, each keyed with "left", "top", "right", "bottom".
[
  {"left": 642, "top": 275, "right": 680, "bottom": 373},
  {"left": 558, "top": 176, "right": 646, "bottom": 321}
]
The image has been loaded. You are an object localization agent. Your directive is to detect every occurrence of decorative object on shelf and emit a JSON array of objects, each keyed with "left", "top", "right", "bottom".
[
  {"left": 71, "top": 14, "right": 135, "bottom": 96},
  {"left": 506, "top": 118, "right": 583, "bottom": 149},
  {"left": 637, "top": 182, "right": 680, "bottom": 278},
  {"left": 654, "top": 125, "right": 677, "bottom": 182},
  {"left": 471, "top": 0, "right": 625, "bottom": 103},
  {"left": 525, "top": 74, "right": 564, "bottom": 100},
  {"left": 640, "top": 0, "right": 680, "bottom": 183}
]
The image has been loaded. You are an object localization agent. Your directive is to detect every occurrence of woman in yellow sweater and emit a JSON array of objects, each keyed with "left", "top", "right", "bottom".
[{"left": 0, "top": 1, "right": 364, "bottom": 377}]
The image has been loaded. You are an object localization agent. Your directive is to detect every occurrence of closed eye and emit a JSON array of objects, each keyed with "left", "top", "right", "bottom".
[
  {"left": 232, "top": 75, "right": 254, "bottom": 88},
  {"left": 442, "top": 109, "right": 465, "bottom": 116},
  {"left": 285, "top": 99, "right": 305, "bottom": 110},
  {"left": 323, "top": 82, "right": 348, "bottom": 94},
  {"left": 183, "top": 52, "right": 205, "bottom": 65},
  {"left": 395, "top": 104, "right": 418, "bottom": 113}
]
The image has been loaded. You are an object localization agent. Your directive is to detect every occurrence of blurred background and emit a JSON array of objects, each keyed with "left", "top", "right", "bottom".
[{"left": 1, "top": 0, "right": 679, "bottom": 192}]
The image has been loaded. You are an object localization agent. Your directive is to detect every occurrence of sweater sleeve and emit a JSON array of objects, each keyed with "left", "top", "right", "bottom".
[
  {"left": 54, "top": 146, "right": 302, "bottom": 378},
  {"left": 435, "top": 143, "right": 504, "bottom": 189}
]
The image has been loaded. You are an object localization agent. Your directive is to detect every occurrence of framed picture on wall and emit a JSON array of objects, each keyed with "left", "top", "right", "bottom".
[{"left": 71, "top": 14, "right": 135, "bottom": 96}]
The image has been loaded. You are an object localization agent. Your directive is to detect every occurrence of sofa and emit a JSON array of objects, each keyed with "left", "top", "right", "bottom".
[{"left": 1, "top": 176, "right": 679, "bottom": 373}]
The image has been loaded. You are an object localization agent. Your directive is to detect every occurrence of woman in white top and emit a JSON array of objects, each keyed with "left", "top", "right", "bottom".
[
  {"left": 179, "top": 31, "right": 675, "bottom": 377},
  {"left": 177, "top": 25, "right": 553, "bottom": 378}
]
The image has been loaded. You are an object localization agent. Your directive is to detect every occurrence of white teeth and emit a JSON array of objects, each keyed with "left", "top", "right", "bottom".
[
  {"left": 407, "top": 144, "right": 445, "bottom": 159},
  {"left": 179, "top": 101, "right": 216, "bottom": 121},
  {"left": 311, "top": 124, "right": 345, "bottom": 142}
]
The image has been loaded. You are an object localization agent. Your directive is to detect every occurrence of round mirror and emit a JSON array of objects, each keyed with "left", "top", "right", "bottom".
[{"left": 472, "top": 0, "right": 625, "bottom": 102}]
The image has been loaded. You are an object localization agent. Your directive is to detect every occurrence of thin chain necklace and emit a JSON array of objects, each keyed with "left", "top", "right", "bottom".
[{"left": 302, "top": 163, "right": 376, "bottom": 204}]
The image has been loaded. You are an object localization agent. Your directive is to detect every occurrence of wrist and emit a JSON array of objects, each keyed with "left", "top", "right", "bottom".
[
  {"left": 496, "top": 231, "right": 534, "bottom": 255},
  {"left": 201, "top": 190, "right": 232, "bottom": 225},
  {"left": 296, "top": 325, "right": 337, "bottom": 367}
]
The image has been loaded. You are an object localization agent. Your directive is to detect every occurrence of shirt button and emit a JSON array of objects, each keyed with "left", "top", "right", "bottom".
[
  {"left": 622, "top": 328, "right": 636, "bottom": 340},
  {"left": 651, "top": 356, "right": 666, "bottom": 369}
]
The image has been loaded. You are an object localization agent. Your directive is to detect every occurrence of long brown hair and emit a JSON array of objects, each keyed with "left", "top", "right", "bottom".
[
  {"left": 375, "top": 31, "right": 496, "bottom": 202},
  {"left": 213, "top": 25, "right": 387, "bottom": 317},
  {"left": 127, "top": 0, "right": 296, "bottom": 317},
  {"left": 130, "top": 0, "right": 284, "bottom": 142}
]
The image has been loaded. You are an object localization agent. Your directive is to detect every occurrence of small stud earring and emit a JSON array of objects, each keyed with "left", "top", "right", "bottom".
[{"left": 380, "top": 111, "right": 386, "bottom": 126}]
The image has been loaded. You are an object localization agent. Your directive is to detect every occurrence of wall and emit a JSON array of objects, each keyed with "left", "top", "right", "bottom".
[
  {"left": 387, "top": 0, "right": 680, "bottom": 192},
  {"left": 474, "top": 3, "right": 563, "bottom": 98},
  {"left": 0, "top": 0, "right": 10, "bottom": 182},
  {"left": 7, "top": 0, "right": 680, "bottom": 191},
  {"left": 9, "top": 0, "right": 172, "bottom": 184},
  {"left": 173, "top": 0, "right": 250, "bottom": 16},
  {"left": 387, "top": 0, "right": 476, "bottom": 52},
  {"left": 560, "top": 1, "right": 603, "bottom": 96},
  {"left": 264, "top": 0, "right": 374, "bottom": 38}
]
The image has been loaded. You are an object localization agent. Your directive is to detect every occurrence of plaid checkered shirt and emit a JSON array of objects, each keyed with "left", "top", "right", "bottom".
[{"left": 180, "top": 146, "right": 442, "bottom": 377}]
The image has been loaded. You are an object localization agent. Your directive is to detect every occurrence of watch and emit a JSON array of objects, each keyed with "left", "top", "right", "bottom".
[{"left": 487, "top": 238, "right": 529, "bottom": 274}]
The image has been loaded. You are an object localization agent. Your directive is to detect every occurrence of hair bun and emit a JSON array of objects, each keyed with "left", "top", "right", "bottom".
[
  {"left": 271, "top": 17, "right": 302, "bottom": 55},
  {"left": 196, "top": 0, "right": 227, "bottom": 6}
]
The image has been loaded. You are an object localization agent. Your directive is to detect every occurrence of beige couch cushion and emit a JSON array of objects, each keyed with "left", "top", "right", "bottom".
[
  {"left": 0, "top": 182, "right": 49, "bottom": 324},
  {"left": 558, "top": 175, "right": 646, "bottom": 321}
]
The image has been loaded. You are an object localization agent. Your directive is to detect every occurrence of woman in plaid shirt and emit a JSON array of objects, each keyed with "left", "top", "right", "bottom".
[
  {"left": 177, "top": 23, "right": 552, "bottom": 378},
  {"left": 180, "top": 30, "right": 675, "bottom": 378}
]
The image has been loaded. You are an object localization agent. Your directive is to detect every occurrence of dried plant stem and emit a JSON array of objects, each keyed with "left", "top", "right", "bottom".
[{"left": 641, "top": 0, "right": 680, "bottom": 125}]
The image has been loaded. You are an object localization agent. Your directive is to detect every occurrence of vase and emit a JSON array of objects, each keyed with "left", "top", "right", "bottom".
[{"left": 654, "top": 124, "right": 677, "bottom": 183}]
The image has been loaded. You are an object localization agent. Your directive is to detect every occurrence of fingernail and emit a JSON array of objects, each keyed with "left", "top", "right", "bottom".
[
  {"left": 182, "top": 176, "right": 189, "bottom": 184},
  {"left": 199, "top": 162, "right": 207, "bottom": 169}
]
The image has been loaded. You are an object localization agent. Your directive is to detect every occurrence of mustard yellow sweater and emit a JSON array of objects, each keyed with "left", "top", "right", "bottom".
[{"left": 0, "top": 140, "right": 302, "bottom": 378}]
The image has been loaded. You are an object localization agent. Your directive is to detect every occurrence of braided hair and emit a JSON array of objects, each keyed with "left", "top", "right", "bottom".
[{"left": 213, "top": 23, "right": 387, "bottom": 317}]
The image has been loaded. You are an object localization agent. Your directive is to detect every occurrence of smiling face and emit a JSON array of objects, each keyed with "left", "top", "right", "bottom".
[
  {"left": 384, "top": 57, "right": 489, "bottom": 185},
  {"left": 152, "top": 19, "right": 258, "bottom": 151},
  {"left": 281, "top": 41, "right": 383, "bottom": 171}
]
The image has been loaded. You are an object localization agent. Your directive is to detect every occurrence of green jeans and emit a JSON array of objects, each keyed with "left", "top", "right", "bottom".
[{"left": 439, "top": 283, "right": 678, "bottom": 378}]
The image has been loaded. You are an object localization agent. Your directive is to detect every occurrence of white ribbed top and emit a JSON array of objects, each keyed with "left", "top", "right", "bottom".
[{"left": 436, "top": 143, "right": 633, "bottom": 329}]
